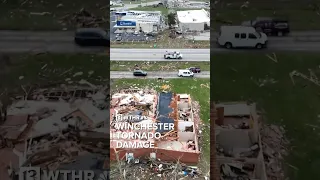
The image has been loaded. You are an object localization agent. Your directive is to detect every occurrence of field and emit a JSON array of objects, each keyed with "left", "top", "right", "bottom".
[
  {"left": 213, "top": 0, "right": 320, "bottom": 30},
  {"left": 111, "top": 78, "right": 211, "bottom": 173},
  {"left": 0, "top": 0, "right": 108, "bottom": 30},
  {"left": 110, "top": 61, "right": 210, "bottom": 71},
  {"left": 0, "top": 53, "right": 109, "bottom": 90},
  {"left": 212, "top": 52, "right": 320, "bottom": 179}
]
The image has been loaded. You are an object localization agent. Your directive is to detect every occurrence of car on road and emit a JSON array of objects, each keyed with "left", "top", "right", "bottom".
[
  {"left": 178, "top": 69, "right": 194, "bottom": 77},
  {"left": 164, "top": 51, "right": 183, "bottom": 59},
  {"left": 188, "top": 67, "right": 201, "bottom": 73},
  {"left": 133, "top": 69, "right": 147, "bottom": 76},
  {"left": 217, "top": 26, "right": 268, "bottom": 49},
  {"left": 74, "top": 28, "right": 109, "bottom": 47},
  {"left": 241, "top": 17, "right": 290, "bottom": 36}
]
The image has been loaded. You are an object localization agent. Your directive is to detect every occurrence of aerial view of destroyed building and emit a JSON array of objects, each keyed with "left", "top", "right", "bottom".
[
  {"left": 0, "top": 82, "right": 109, "bottom": 180},
  {"left": 0, "top": 0, "right": 110, "bottom": 179},
  {"left": 211, "top": 102, "right": 288, "bottom": 180},
  {"left": 110, "top": 88, "right": 207, "bottom": 179}
]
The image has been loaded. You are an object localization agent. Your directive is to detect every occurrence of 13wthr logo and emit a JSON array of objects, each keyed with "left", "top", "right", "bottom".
[
  {"left": 19, "top": 167, "right": 40, "bottom": 180},
  {"left": 19, "top": 167, "right": 110, "bottom": 180}
]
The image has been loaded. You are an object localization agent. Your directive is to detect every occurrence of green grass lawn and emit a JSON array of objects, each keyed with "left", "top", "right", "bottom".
[
  {"left": 212, "top": 52, "right": 320, "bottom": 179},
  {"left": 0, "top": 0, "right": 108, "bottom": 30},
  {"left": 112, "top": 78, "right": 210, "bottom": 173},
  {"left": 1, "top": 53, "right": 109, "bottom": 90},
  {"left": 110, "top": 61, "right": 210, "bottom": 71},
  {"left": 213, "top": 0, "right": 320, "bottom": 30}
]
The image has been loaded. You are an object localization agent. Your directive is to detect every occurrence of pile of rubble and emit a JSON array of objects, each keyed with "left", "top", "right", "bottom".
[
  {"left": 110, "top": 158, "right": 208, "bottom": 180},
  {"left": 0, "top": 82, "right": 109, "bottom": 180},
  {"left": 261, "top": 124, "right": 290, "bottom": 179},
  {"left": 220, "top": 161, "right": 257, "bottom": 179},
  {"left": 59, "top": 8, "right": 106, "bottom": 28}
]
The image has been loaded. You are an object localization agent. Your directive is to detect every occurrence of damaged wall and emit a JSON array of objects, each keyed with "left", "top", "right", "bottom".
[
  {"left": 178, "top": 121, "right": 194, "bottom": 132},
  {"left": 210, "top": 101, "right": 220, "bottom": 179},
  {"left": 110, "top": 148, "right": 200, "bottom": 164},
  {"left": 178, "top": 132, "right": 195, "bottom": 142},
  {"left": 214, "top": 102, "right": 269, "bottom": 180}
]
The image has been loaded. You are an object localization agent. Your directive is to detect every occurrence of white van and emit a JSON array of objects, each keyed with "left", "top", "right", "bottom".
[
  {"left": 217, "top": 26, "right": 268, "bottom": 49},
  {"left": 178, "top": 69, "right": 194, "bottom": 77}
]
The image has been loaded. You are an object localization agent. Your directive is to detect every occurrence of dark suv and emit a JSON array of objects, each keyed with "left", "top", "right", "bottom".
[
  {"left": 189, "top": 67, "right": 201, "bottom": 73},
  {"left": 242, "top": 17, "right": 290, "bottom": 36},
  {"left": 74, "top": 28, "right": 109, "bottom": 46}
]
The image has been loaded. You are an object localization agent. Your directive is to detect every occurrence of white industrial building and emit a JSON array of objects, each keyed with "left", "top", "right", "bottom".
[
  {"left": 176, "top": 9, "right": 210, "bottom": 32},
  {"left": 113, "top": 10, "right": 165, "bottom": 33}
]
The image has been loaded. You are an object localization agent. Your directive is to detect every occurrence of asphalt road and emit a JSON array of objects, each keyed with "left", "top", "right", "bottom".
[
  {"left": 110, "top": 71, "right": 210, "bottom": 78},
  {"left": 112, "top": 0, "right": 160, "bottom": 10},
  {"left": 2, "top": 30, "right": 320, "bottom": 54},
  {"left": 0, "top": 31, "right": 107, "bottom": 53},
  {"left": 110, "top": 48, "right": 210, "bottom": 61}
]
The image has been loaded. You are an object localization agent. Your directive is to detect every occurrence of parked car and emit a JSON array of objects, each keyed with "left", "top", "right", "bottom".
[
  {"left": 164, "top": 51, "right": 183, "bottom": 59},
  {"left": 133, "top": 69, "right": 147, "bottom": 76},
  {"left": 153, "top": 2, "right": 163, "bottom": 7},
  {"left": 74, "top": 28, "right": 109, "bottom": 46},
  {"left": 241, "top": 17, "right": 290, "bottom": 36},
  {"left": 217, "top": 26, "right": 268, "bottom": 49},
  {"left": 178, "top": 69, "right": 194, "bottom": 77},
  {"left": 188, "top": 67, "right": 201, "bottom": 73},
  {"left": 146, "top": 32, "right": 157, "bottom": 37},
  {"left": 116, "top": 36, "right": 122, "bottom": 41}
]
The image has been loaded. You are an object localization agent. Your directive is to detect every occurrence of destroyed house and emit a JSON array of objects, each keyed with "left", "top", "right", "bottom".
[
  {"left": 0, "top": 85, "right": 109, "bottom": 179},
  {"left": 110, "top": 89, "right": 201, "bottom": 164},
  {"left": 214, "top": 102, "right": 268, "bottom": 180}
]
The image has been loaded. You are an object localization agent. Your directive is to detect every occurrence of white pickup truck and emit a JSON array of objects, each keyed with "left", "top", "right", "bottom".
[{"left": 164, "top": 51, "right": 183, "bottom": 59}]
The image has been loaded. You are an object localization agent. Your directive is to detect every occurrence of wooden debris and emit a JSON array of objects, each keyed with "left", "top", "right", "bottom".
[
  {"left": 266, "top": 53, "right": 278, "bottom": 63},
  {"left": 30, "top": 12, "right": 51, "bottom": 16},
  {"left": 290, "top": 70, "right": 320, "bottom": 86}
]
